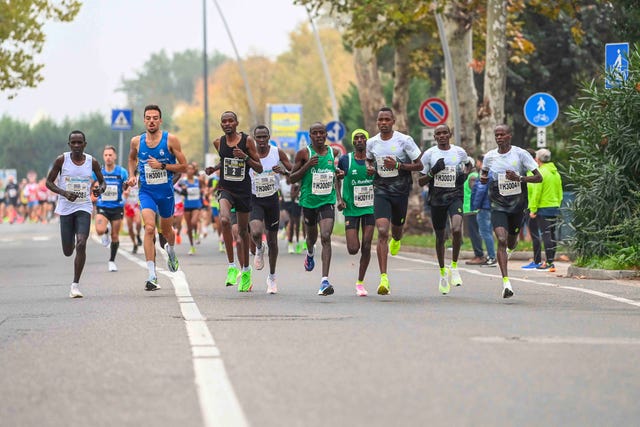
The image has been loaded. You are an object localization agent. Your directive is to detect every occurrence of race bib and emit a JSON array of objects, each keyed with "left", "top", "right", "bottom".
[
  {"left": 102, "top": 184, "right": 119, "bottom": 201},
  {"left": 254, "top": 174, "right": 277, "bottom": 198},
  {"left": 376, "top": 156, "right": 398, "bottom": 178},
  {"left": 186, "top": 186, "right": 200, "bottom": 201},
  {"left": 144, "top": 164, "right": 168, "bottom": 185},
  {"left": 65, "top": 176, "right": 90, "bottom": 203},
  {"left": 498, "top": 173, "right": 522, "bottom": 196},
  {"left": 311, "top": 171, "right": 333, "bottom": 195},
  {"left": 223, "top": 157, "right": 246, "bottom": 182},
  {"left": 8, "top": 188, "right": 17, "bottom": 198},
  {"left": 433, "top": 166, "right": 456, "bottom": 188},
  {"left": 353, "top": 185, "right": 374, "bottom": 207}
]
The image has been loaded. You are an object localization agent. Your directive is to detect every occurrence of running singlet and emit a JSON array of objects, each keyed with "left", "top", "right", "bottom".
[
  {"left": 420, "top": 145, "right": 469, "bottom": 207},
  {"left": 182, "top": 178, "right": 202, "bottom": 209},
  {"left": 482, "top": 146, "right": 539, "bottom": 213},
  {"left": 366, "top": 131, "right": 422, "bottom": 195},
  {"left": 299, "top": 145, "right": 336, "bottom": 209},
  {"left": 55, "top": 152, "right": 94, "bottom": 216},
  {"left": 137, "top": 131, "right": 176, "bottom": 194},
  {"left": 218, "top": 133, "right": 251, "bottom": 195},
  {"left": 338, "top": 153, "right": 374, "bottom": 217},
  {"left": 250, "top": 146, "right": 280, "bottom": 198},
  {"left": 95, "top": 165, "right": 128, "bottom": 209}
]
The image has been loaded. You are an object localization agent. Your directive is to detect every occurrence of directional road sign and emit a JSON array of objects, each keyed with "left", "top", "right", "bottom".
[
  {"left": 326, "top": 121, "right": 346, "bottom": 143},
  {"left": 111, "top": 109, "right": 133, "bottom": 131},
  {"left": 523, "top": 92, "right": 558, "bottom": 128},
  {"left": 419, "top": 98, "right": 449, "bottom": 127},
  {"left": 605, "top": 42, "right": 629, "bottom": 89}
]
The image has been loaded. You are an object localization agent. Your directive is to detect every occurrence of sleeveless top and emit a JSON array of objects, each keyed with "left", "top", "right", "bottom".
[
  {"left": 182, "top": 177, "right": 203, "bottom": 209},
  {"left": 340, "top": 153, "right": 374, "bottom": 217},
  {"left": 299, "top": 145, "right": 336, "bottom": 209},
  {"left": 250, "top": 145, "right": 280, "bottom": 198},
  {"left": 219, "top": 133, "right": 251, "bottom": 195},
  {"left": 137, "top": 131, "right": 176, "bottom": 194},
  {"left": 55, "top": 152, "right": 94, "bottom": 215},
  {"left": 96, "top": 165, "right": 128, "bottom": 209}
]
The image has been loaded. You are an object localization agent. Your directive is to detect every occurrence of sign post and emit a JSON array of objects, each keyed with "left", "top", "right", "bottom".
[
  {"left": 111, "top": 109, "right": 133, "bottom": 165},
  {"left": 524, "top": 92, "right": 558, "bottom": 148},
  {"left": 419, "top": 98, "right": 449, "bottom": 128}
]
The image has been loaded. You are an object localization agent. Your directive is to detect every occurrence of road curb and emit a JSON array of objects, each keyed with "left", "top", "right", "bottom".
[{"left": 567, "top": 266, "right": 640, "bottom": 280}]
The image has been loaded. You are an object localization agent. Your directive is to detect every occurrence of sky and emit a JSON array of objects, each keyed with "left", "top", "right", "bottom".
[{"left": 0, "top": 0, "right": 309, "bottom": 124}]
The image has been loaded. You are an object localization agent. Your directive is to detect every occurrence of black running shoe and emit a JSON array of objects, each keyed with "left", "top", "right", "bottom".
[{"left": 145, "top": 278, "right": 160, "bottom": 291}]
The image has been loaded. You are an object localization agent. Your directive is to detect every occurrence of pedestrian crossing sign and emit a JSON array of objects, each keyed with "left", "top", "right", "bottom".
[{"left": 111, "top": 109, "right": 133, "bottom": 131}]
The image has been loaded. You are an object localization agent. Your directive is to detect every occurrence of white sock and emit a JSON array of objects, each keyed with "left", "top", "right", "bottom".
[
  {"left": 256, "top": 242, "right": 263, "bottom": 253},
  {"left": 321, "top": 276, "right": 328, "bottom": 283},
  {"left": 146, "top": 261, "right": 156, "bottom": 279},
  {"left": 228, "top": 262, "right": 236, "bottom": 268},
  {"left": 268, "top": 273, "right": 275, "bottom": 280},
  {"left": 242, "top": 266, "right": 251, "bottom": 272}
]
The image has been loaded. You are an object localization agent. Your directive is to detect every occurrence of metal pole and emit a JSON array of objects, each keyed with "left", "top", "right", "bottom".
[
  {"left": 118, "top": 131, "right": 123, "bottom": 166},
  {"left": 203, "top": 0, "right": 210, "bottom": 163},
  {"left": 211, "top": 0, "right": 258, "bottom": 126},
  {"left": 306, "top": 7, "right": 339, "bottom": 121},
  {"left": 435, "top": 12, "right": 461, "bottom": 146}
]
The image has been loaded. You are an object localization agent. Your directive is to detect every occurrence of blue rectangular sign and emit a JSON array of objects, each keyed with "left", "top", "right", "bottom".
[
  {"left": 605, "top": 42, "right": 629, "bottom": 89},
  {"left": 111, "top": 109, "right": 133, "bottom": 131}
]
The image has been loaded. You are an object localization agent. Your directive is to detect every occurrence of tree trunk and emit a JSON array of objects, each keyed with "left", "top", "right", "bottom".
[
  {"left": 391, "top": 42, "right": 411, "bottom": 133},
  {"left": 353, "top": 46, "right": 386, "bottom": 134},
  {"left": 443, "top": 2, "right": 478, "bottom": 154},
  {"left": 478, "top": 0, "right": 508, "bottom": 153}
]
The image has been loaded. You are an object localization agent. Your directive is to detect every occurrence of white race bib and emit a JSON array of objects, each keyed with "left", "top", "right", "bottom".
[
  {"left": 65, "top": 176, "right": 90, "bottom": 203},
  {"left": 433, "top": 166, "right": 456, "bottom": 188},
  {"left": 102, "top": 184, "right": 119, "bottom": 201},
  {"left": 254, "top": 174, "right": 277, "bottom": 198},
  {"left": 376, "top": 156, "right": 398, "bottom": 178},
  {"left": 144, "top": 164, "right": 168, "bottom": 185},
  {"left": 311, "top": 171, "right": 333, "bottom": 195},
  {"left": 353, "top": 185, "right": 374, "bottom": 207},
  {"left": 186, "top": 186, "right": 200, "bottom": 201},
  {"left": 223, "top": 157, "right": 246, "bottom": 182},
  {"left": 498, "top": 173, "right": 522, "bottom": 196}
]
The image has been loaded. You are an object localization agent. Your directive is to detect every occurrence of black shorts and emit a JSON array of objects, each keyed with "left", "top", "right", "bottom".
[
  {"left": 96, "top": 206, "right": 124, "bottom": 221},
  {"left": 59, "top": 211, "right": 91, "bottom": 248},
  {"left": 430, "top": 199, "right": 463, "bottom": 231},
  {"left": 218, "top": 189, "right": 251, "bottom": 213},
  {"left": 250, "top": 194, "right": 280, "bottom": 231},
  {"left": 491, "top": 210, "right": 526, "bottom": 236},
  {"left": 302, "top": 204, "right": 335, "bottom": 226},
  {"left": 287, "top": 202, "right": 302, "bottom": 218},
  {"left": 373, "top": 192, "right": 409, "bottom": 226},
  {"left": 345, "top": 214, "right": 375, "bottom": 230}
]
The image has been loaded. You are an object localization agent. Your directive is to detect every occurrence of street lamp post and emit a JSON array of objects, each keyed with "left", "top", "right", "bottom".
[{"left": 203, "top": 0, "right": 210, "bottom": 163}]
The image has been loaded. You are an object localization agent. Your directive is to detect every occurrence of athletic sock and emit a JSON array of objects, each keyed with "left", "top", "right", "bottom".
[
  {"left": 166, "top": 244, "right": 175, "bottom": 257},
  {"left": 356, "top": 280, "right": 364, "bottom": 285},
  {"left": 451, "top": 261, "right": 458, "bottom": 269},
  {"left": 268, "top": 273, "right": 276, "bottom": 280},
  {"left": 146, "top": 261, "right": 156, "bottom": 279},
  {"left": 503, "top": 276, "right": 510, "bottom": 284},
  {"left": 110, "top": 241, "right": 119, "bottom": 262},
  {"left": 321, "top": 276, "right": 328, "bottom": 283},
  {"left": 228, "top": 262, "right": 237, "bottom": 269},
  {"left": 440, "top": 267, "right": 447, "bottom": 277},
  {"left": 242, "top": 266, "right": 251, "bottom": 272}
]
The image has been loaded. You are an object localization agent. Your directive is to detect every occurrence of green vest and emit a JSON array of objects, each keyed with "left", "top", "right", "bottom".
[
  {"left": 463, "top": 171, "right": 478, "bottom": 214},
  {"left": 299, "top": 145, "right": 336, "bottom": 209},
  {"left": 342, "top": 153, "right": 374, "bottom": 217}
]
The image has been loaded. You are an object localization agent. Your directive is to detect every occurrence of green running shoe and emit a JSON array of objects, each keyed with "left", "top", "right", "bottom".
[
  {"left": 377, "top": 274, "right": 390, "bottom": 295},
  {"left": 239, "top": 268, "right": 253, "bottom": 292},
  {"left": 225, "top": 266, "right": 240, "bottom": 287},
  {"left": 389, "top": 238, "right": 401, "bottom": 256},
  {"left": 164, "top": 243, "right": 179, "bottom": 272}
]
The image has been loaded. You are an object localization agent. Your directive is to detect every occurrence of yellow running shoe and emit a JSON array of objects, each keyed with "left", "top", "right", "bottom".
[
  {"left": 439, "top": 269, "right": 451, "bottom": 295},
  {"left": 377, "top": 274, "right": 390, "bottom": 295},
  {"left": 389, "top": 238, "right": 401, "bottom": 256}
]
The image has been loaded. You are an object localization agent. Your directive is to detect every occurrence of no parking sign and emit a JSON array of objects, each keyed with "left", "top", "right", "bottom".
[{"left": 419, "top": 98, "right": 449, "bottom": 127}]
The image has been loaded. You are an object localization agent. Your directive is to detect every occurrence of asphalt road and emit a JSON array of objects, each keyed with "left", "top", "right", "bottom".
[{"left": 1, "top": 222, "right": 639, "bottom": 427}]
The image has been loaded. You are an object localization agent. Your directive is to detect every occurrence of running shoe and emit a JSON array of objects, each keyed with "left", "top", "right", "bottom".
[
  {"left": 295, "top": 242, "right": 302, "bottom": 254},
  {"left": 254, "top": 246, "right": 265, "bottom": 270},
  {"left": 219, "top": 241, "right": 225, "bottom": 252},
  {"left": 145, "top": 277, "right": 160, "bottom": 291},
  {"left": 438, "top": 273, "right": 450, "bottom": 295},
  {"left": 108, "top": 261, "right": 118, "bottom": 272},
  {"left": 188, "top": 246, "right": 196, "bottom": 256},
  {"left": 132, "top": 244, "right": 138, "bottom": 254},
  {"left": 101, "top": 229, "right": 111, "bottom": 247},
  {"left": 288, "top": 243, "right": 295, "bottom": 254},
  {"left": 502, "top": 280, "right": 514, "bottom": 298},
  {"left": 377, "top": 274, "right": 390, "bottom": 295},
  {"left": 266, "top": 276, "right": 278, "bottom": 294},
  {"left": 389, "top": 237, "right": 401, "bottom": 256},
  {"left": 225, "top": 266, "right": 240, "bottom": 287},
  {"left": 239, "top": 269, "right": 252, "bottom": 292},
  {"left": 318, "top": 279, "right": 334, "bottom": 296},
  {"left": 69, "top": 283, "right": 83, "bottom": 298},
  {"left": 304, "top": 254, "right": 315, "bottom": 271},
  {"left": 175, "top": 231, "right": 182, "bottom": 245},
  {"left": 481, "top": 257, "right": 497, "bottom": 267},
  {"left": 302, "top": 241, "right": 308, "bottom": 251},
  {"left": 136, "top": 235, "right": 142, "bottom": 246},
  {"left": 356, "top": 283, "right": 368, "bottom": 297},
  {"left": 450, "top": 266, "right": 462, "bottom": 287},
  {"left": 164, "top": 243, "right": 179, "bottom": 272},
  {"left": 521, "top": 261, "right": 541, "bottom": 269},
  {"left": 536, "top": 262, "right": 555, "bottom": 272}
]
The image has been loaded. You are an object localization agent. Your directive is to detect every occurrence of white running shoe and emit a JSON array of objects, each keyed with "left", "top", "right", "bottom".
[
  {"left": 254, "top": 246, "right": 265, "bottom": 270},
  {"left": 450, "top": 266, "right": 462, "bottom": 287},
  {"left": 101, "top": 229, "right": 111, "bottom": 247},
  {"left": 69, "top": 283, "right": 83, "bottom": 298},
  {"left": 266, "top": 276, "right": 278, "bottom": 294},
  {"left": 438, "top": 274, "right": 450, "bottom": 295},
  {"left": 502, "top": 280, "right": 514, "bottom": 298},
  {"left": 108, "top": 261, "right": 118, "bottom": 272}
]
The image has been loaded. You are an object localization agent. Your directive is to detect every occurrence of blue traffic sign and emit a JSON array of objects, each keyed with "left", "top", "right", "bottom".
[
  {"left": 111, "top": 109, "right": 133, "bottom": 131},
  {"left": 523, "top": 93, "right": 559, "bottom": 128},
  {"left": 326, "top": 121, "right": 346, "bottom": 143},
  {"left": 605, "top": 42, "right": 629, "bottom": 89}
]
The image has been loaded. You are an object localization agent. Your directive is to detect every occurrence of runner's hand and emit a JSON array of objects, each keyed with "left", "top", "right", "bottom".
[{"left": 430, "top": 158, "right": 445, "bottom": 175}]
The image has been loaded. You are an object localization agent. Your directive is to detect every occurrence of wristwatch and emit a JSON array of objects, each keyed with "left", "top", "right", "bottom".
[{"left": 161, "top": 163, "right": 166, "bottom": 170}]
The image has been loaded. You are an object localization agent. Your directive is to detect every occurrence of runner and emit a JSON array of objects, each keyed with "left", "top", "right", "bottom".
[
  {"left": 365, "top": 107, "right": 423, "bottom": 295},
  {"left": 178, "top": 163, "right": 204, "bottom": 255},
  {"left": 127, "top": 104, "right": 188, "bottom": 291},
  {"left": 123, "top": 170, "right": 142, "bottom": 253},
  {"left": 418, "top": 124, "right": 472, "bottom": 295},
  {"left": 45, "top": 130, "right": 106, "bottom": 298},
  {"left": 290, "top": 122, "right": 344, "bottom": 296},
  {"left": 336, "top": 128, "right": 375, "bottom": 297},
  {"left": 480, "top": 124, "right": 542, "bottom": 298},
  {"left": 208, "top": 111, "right": 262, "bottom": 292},
  {"left": 94, "top": 145, "right": 129, "bottom": 272},
  {"left": 248, "top": 125, "right": 293, "bottom": 294}
]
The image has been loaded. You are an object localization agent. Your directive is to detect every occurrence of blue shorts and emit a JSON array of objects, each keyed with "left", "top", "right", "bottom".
[
  {"left": 211, "top": 206, "right": 220, "bottom": 217},
  {"left": 139, "top": 187, "right": 175, "bottom": 219}
]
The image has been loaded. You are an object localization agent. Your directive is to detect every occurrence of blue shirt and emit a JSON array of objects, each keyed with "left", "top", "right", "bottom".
[
  {"left": 93, "top": 165, "right": 128, "bottom": 208},
  {"left": 137, "top": 131, "right": 176, "bottom": 194}
]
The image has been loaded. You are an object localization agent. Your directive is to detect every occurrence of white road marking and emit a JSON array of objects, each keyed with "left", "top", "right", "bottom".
[
  {"left": 472, "top": 336, "right": 640, "bottom": 345},
  {"left": 32, "top": 236, "right": 51, "bottom": 241}
]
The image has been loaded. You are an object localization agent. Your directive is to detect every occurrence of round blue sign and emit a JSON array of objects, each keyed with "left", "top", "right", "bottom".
[
  {"left": 326, "top": 121, "right": 346, "bottom": 142},
  {"left": 524, "top": 92, "right": 559, "bottom": 127}
]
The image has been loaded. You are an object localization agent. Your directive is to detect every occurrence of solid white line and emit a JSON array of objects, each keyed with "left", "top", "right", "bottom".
[
  {"left": 472, "top": 336, "right": 640, "bottom": 345},
  {"left": 112, "top": 242, "right": 249, "bottom": 427}
]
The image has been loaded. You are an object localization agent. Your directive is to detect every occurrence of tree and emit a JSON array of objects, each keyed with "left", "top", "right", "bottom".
[{"left": 0, "top": 0, "right": 81, "bottom": 99}]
